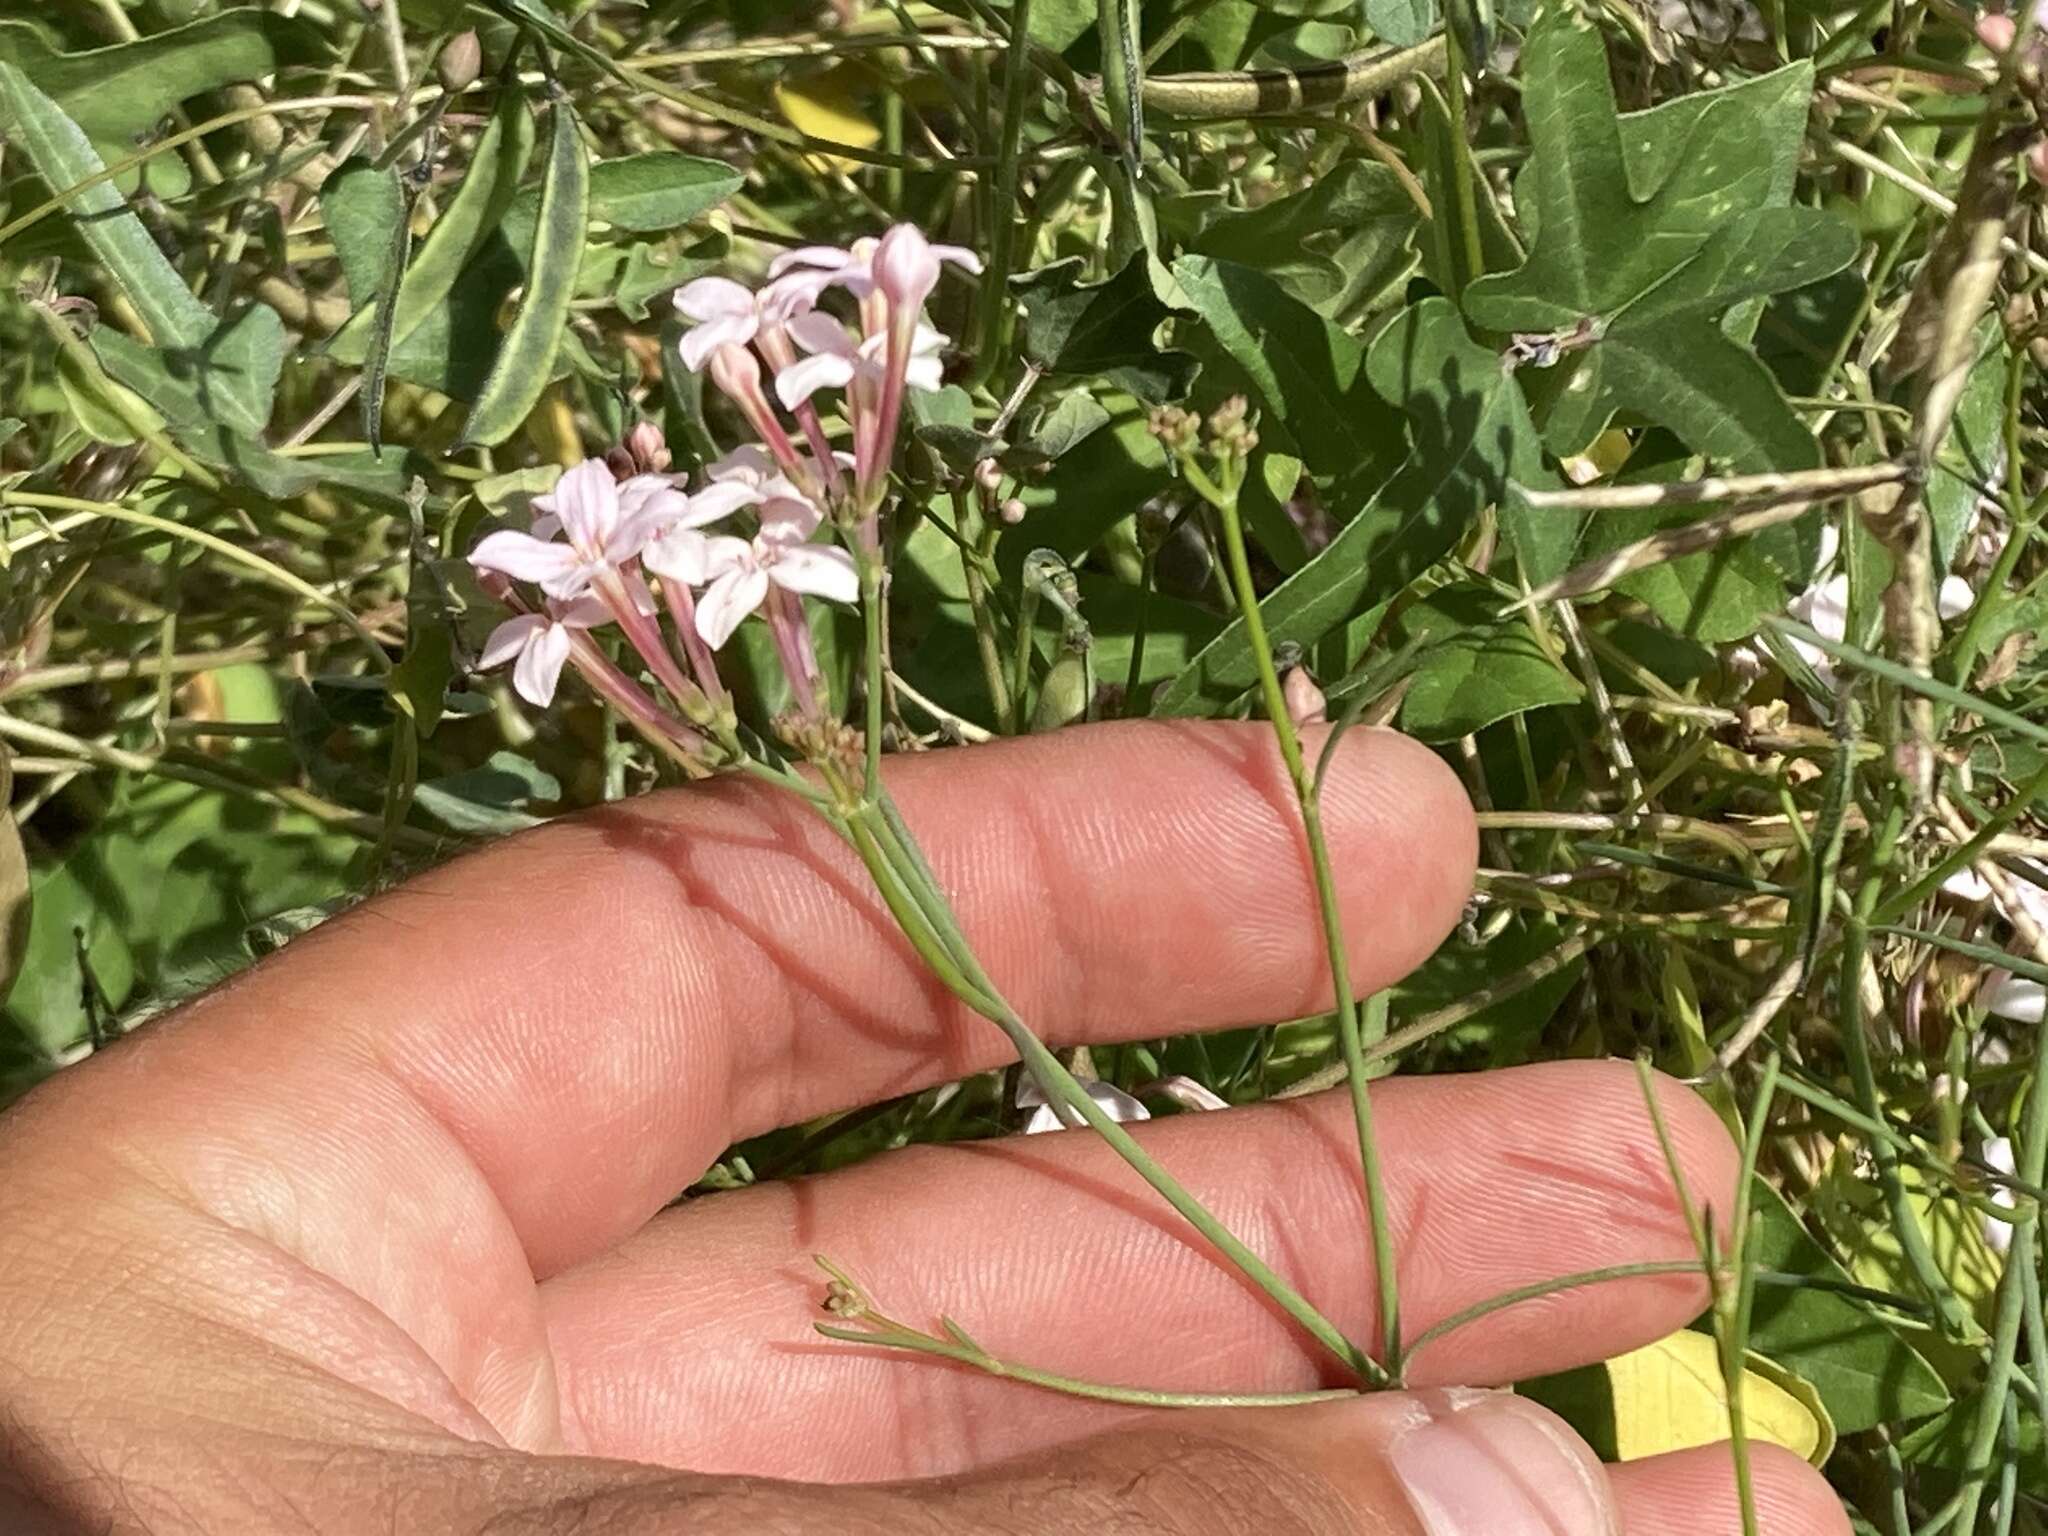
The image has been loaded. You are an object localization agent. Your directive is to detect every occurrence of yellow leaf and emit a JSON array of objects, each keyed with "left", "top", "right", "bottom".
[
  {"left": 1608, "top": 1329, "right": 1834, "bottom": 1467},
  {"left": 773, "top": 69, "right": 879, "bottom": 173}
]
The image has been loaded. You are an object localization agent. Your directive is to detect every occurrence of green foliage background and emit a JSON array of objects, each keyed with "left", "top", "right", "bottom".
[{"left": 4, "top": 0, "right": 2048, "bottom": 1527}]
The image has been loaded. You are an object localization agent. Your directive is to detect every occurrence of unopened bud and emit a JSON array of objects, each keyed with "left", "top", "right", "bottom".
[
  {"left": 624, "top": 419, "right": 671, "bottom": 474},
  {"left": 1146, "top": 404, "right": 1200, "bottom": 455},
  {"left": 1282, "top": 666, "right": 1327, "bottom": 727},
  {"left": 999, "top": 496, "right": 1027, "bottom": 525},
  {"left": 438, "top": 29, "right": 482, "bottom": 93},
  {"left": 873, "top": 223, "right": 939, "bottom": 316},
  {"left": 974, "top": 457, "right": 1002, "bottom": 491}
]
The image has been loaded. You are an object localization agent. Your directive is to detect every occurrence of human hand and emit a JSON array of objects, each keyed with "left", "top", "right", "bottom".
[{"left": 0, "top": 722, "right": 1845, "bottom": 1534}]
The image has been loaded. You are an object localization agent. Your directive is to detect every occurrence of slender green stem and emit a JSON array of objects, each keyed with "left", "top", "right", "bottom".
[
  {"left": 1945, "top": 986, "right": 2048, "bottom": 1534},
  {"left": 860, "top": 554, "right": 886, "bottom": 791},
  {"left": 1440, "top": 27, "right": 1486, "bottom": 297},
  {"left": 844, "top": 797, "right": 1386, "bottom": 1386},
  {"left": 1842, "top": 811, "right": 1974, "bottom": 1336},
  {"left": 816, "top": 1319, "right": 1356, "bottom": 1409},
  {"left": 1205, "top": 453, "right": 1402, "bottom": 1372},
  {"left": 970, "top": 0, "right": 1033, "bottom": 386},
  {"left": 1401, "top": 1261, "right": 1709, "bottom": 1368}
]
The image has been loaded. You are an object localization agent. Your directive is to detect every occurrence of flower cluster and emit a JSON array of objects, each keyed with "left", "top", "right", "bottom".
[{"left": 463, "top": 224, "right": 978, "bottom": 768}]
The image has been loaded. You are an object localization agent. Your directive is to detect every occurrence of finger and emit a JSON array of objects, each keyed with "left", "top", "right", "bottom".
[
  {"left": 1612, "top": 1444, "right": 1851, "bottom": 1536},
  {"left": 540, "top": 1060, "right": 1738, "bottom": 1477},
  {"left": 16, "top": 722, "right": 1472, "bottom": 1442},
  {"left": 576, "top": 1390, "right": 1623, "bottom": 1536}
]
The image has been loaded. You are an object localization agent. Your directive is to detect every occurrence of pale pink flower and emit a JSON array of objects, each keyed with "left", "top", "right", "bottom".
[
  {"left": 873, "top": 223, "right": 982, "bottom": 315},
  {"left": 470, "top": 459, "right": 682, "bottom": 601},
  {"left": 1017, "top": 1075, "right": 1150, "bottom": 1135},
  {"left": 640, "top": 480, "right": 763, "bottom": 589},
  {"left": 478, "top": 595, "right": 612, "bottom": 708},
  {"left": 693, "top": 500, "right": 859, "bottom": 649},
  {"left": 674, "top": 276, "right": 763, "bottom": 372},
  {"left": 775, "top": 311, "right": 947, "bottom": 410}
]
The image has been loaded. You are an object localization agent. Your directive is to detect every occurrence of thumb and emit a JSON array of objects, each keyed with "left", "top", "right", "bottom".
[{"left": 875, "top": 1389, "right": 1618, "bottom": 1535}]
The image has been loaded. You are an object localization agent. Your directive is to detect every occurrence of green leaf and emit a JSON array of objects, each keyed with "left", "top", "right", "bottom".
[
  {"left": 1574, "top": 429, "right": 1821, "bottom": 643},
  {"left": 1927, "top": 319, "right": 2004, "bottom": 572},
  {"left": 0, "top": 10, "right": 327, "bottom": 144},
  {"left": 1393, "top": 582, "right": 1582, "bottom": 741},
  {"left": 321, "top": 157, "right": 406, "bottom": 311},
  {"left": 0, "top": 63, "right": 215, "bottom": 352},
  {"left": 459, "top": 97, "right": 590, "bottom": 448},
  {"left": 1154, "top": 297, "right": 1545, "bottom": 714},
  {"left": 1745, "top": 1179, "right": 1951, "bottom": 1434},
  {"left": 413, "top": 753, "right": 560, "bottom": 835},
  {"left": 3, "top": 744, "right": 358, "bottom": 1055},
  {"left": 1463, "top": 15, "right": 1856, "bottom": 469},
  {"left": 1186, "top": 159, "right": 1419, "bottom": 317},
  {"left": 1363, "top": 0, "right": 1439, "bottom": 46},
  {"left": 0, "top": 63, "right": 283, "bottom": 437},
  {"left": 1012, "top": 256, "right": 1197, "bottom": 404},
  {"left": 329, "top": 87, "right": 537, "bottom": 366},
  {"left": 1018, "top": 390, "right": 1112, "bottom": 464},
  {"left": 1169, "top": 254, "right": 1403, "bottom": 485},
  {"left": 517, "top": 150, "right": 742, "bottom": 233}
]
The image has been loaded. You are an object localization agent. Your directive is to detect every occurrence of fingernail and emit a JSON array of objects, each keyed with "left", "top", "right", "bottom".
[{"left": 1388, "top": 1390, "right": 1617, "bottom": 1536}]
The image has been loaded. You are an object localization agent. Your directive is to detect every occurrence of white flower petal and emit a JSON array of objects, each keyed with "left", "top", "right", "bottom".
[
  {"left": 678, "top": 313, "right": 756, "bottom": 373},
  {"left": 1981, "top": 974, "right": 2046, "bottom": 1023},
  {"left": 1938, "top": 574, "right": 1976, "bottom": 622},
  {"left": 1983, "top": 1136, "right": 2018, "bottom": 1257},
  {"left": 644, "top": 527, "right": 713, "bottom": 587},
  {"left": 786, "top": 309, "right": 858, "bottom": 358},
  {"left": 769, "top": 543, "right": 859, "bottom": 605},
  {"left": 932, "top": 241, "right": 984, "bottom": 275},
  {"left": 469, "top": 530, "right": 580, "bottom": 586},
  {"left": 758, "top": 496, "right": 824, "bottom": 540},
  {"left": 775, "top": 351, "right": 857, "bottom": 411},
  {"left": 512, "top": 620, "right": 574, "bottom": 707},
  {"left": 549, "top": 459, "right": 622, "bottom": 552},
  {"left": 478, "top": 613, "right": 544, "bottom": 670},
  {"left": 904, "top": 352, "right": 945, "bottom": 393},
  {"left": 1017, "top": 1078, "right": 1151, "bottom": 1134},
  {"left": 680, "top": 480, "right": 763, "bottom": 528},
  {"left": 695, "top": 564, "right": 771, "bottom": 650},
  {"left": 767, "top": 244, "right": 859, "bottom": 277},
  {"left": 674, "top": 275, "right": 758, "bottom": 324}
]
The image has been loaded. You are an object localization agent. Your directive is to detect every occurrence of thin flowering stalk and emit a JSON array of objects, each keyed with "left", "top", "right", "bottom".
[
  {"left": 657, "top": 578, "right": 730, "bottom": 716},
  {"left": 1159, "top": 400, "right": 1405, "bottom": 1375},
  {"left": 564, "top": 629, "right": 716, "bottom": 775},
  {"left": 840, "top": 791, "right": 1389, "bottom": 1388},
  {"left": 591, "top": 566, "right": 715, "bottom": 725},
  {"left": 766, "top": 586, "right": 824, "bottom": 719}
]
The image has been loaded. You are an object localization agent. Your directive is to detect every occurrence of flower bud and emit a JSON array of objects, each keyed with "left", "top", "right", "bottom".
[
  {"left": 438, "top": 30, "right": 482, "bottom": 93},
  {"left": 1282, "top": 666, "right": 1327, "bottom": 727},
  {"left": 874, "top": 223, "right": 939, "bottom": 317},
  {"left": 999, "top": 496, "right": 1027, "bottom": 526},
  {"left": 624, "top": 419, "right": 671, "bottom": 474},
  {"left": 974, "top": 456, "right": 1003, "bottom": 491}
]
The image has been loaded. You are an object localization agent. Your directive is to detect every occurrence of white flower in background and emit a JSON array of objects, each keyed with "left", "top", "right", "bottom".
[
  {"left": 1943, "top": 861, "right": 2048, "bottom": 943},
  {"left": 1772, "top": 524, "right": 1976, "bottom": 688},
  {"left": 1981, "top": 1136, "right": 2018, "bottom": 1258},
  {"left": 691, "top": 499, "right": 860, "bottom": 649},
  {"left": 1017, "top": 1076, "right": 1152, "bottom": 1135},
  {"left": 469, "top": 458, "right": 682, "bottom": 601},
  {"left": 1978, "top": 971, "right": 2047, "bottom": 1023},
  {"left": 774, "top": 311, "right": 947, "bottom": 411},
  {"left": 477, "top": 596, "right": 612, "bottom": 708}
]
